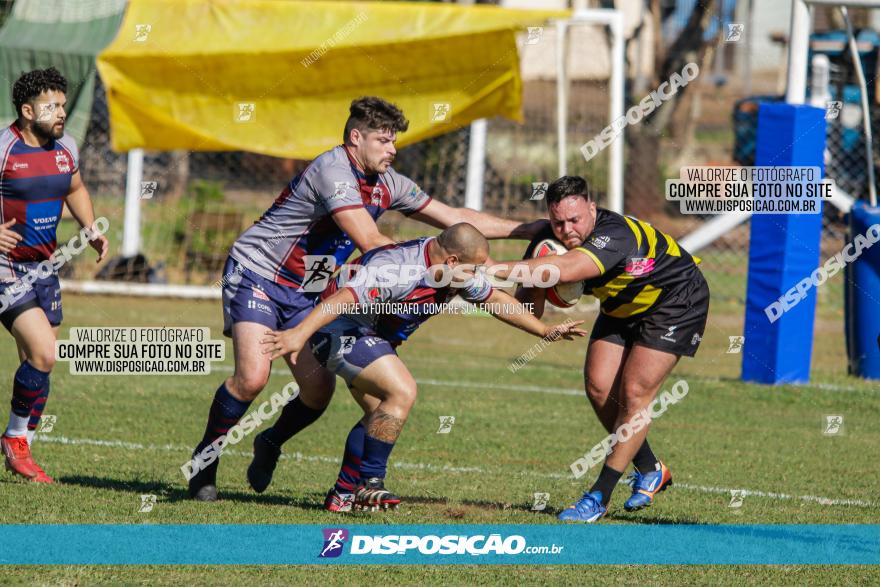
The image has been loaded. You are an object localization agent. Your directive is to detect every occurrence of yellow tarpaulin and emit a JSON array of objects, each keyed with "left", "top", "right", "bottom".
[{"left": 96, "top": 0, "right": 568, "bottom": 158}]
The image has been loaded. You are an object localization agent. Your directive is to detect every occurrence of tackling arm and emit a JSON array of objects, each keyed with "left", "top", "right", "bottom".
[
  {"left": 411, "top": 199, "right": 548, "bottom": 239},
  {"left": 483, "top": 289, "right": 586, "bottom": 340},
  {"left": 262, "top": 287, "right": 358, "bottom": 361},
  {"left": 490, "top": 248, "right": 601, "bottom": 285},
  {"left": 332, "top": 207, "right": 395, "bottom": 253}
]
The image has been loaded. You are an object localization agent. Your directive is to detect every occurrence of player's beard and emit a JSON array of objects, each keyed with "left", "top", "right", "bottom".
[
  {"left": 370, "top": 153, "right": 393, "bottom": 174},
  {"left": 32, "top": 119, "right": 64, "bottom": 141}
]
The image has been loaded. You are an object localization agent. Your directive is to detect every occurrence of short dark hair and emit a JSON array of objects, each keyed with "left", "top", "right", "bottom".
[
  {"left": 343, "top": 96, "right": 409, "bottom": 142},
  {"left": 12, "top": 67, "right": 67, "bottom": 117},
  {"left": 545, "top": 175, "right": 592, "bottom": 205}
]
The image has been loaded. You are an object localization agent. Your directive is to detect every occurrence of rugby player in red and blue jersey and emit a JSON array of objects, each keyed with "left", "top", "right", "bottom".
[
  {"left": 0, "top": 68, "right": 109, "bottom": 483},
  {"left": 188, "top": 97, "right": 546, "bottom": 500},
  {"left": 262, "top": 223, "right": 586, "bottom": 510}
]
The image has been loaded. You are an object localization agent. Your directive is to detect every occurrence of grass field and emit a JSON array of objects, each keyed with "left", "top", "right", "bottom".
[{"left": 1, "top": 289, "right": 878, "bottom": 584}]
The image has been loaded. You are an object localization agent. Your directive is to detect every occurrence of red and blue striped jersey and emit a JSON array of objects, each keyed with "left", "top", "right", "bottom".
[{"left": 0, "top": 123, "right": 78, "bottom": 279}]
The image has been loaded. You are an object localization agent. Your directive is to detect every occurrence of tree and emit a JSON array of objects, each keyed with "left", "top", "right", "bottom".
[{"left": 625, "top": 0, "right": 719, "bottom": 218}]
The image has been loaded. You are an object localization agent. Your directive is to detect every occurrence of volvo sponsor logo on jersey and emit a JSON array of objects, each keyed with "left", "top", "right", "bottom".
[
  {"left": 33, "top": 215, "right": 59, "bottom": 231},
  {"left": 660, "top": 325, "right": 677, "bottom": 342},
  {"left": 55, "top": 151, "right": 70, "bottom": 173},
  {"left": 625, "top": 257, "right": 655, "bottom": 276},
  {"left": 589, "top": 235, "right": 610, "bottom": 249}
]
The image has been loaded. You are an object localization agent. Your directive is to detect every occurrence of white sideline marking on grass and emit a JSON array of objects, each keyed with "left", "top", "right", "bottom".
[
  {"left": 665, "top": 481, "right": 874, "bottom": 508},
  {"left": 35, "top": 434, "right": 875, "bottom": 508},
  {"left": 211, "top": 364, "right": 584, "bottom": 397},
  {"left": 213, "top": 366, "right": 873, "bottom": 396},
  {"left": 34, "top": 434, "right": 482, "bottom": 475}
]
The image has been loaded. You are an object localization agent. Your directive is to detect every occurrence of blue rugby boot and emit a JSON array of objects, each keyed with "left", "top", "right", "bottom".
[
  {"left": 624, "top": 462, "right": 673, "bottom": 511},
  {"left": 558, "top": 490, "right": 607, "bottom": 522}
]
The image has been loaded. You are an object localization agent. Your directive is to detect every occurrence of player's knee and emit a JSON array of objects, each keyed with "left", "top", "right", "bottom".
[
  {"left": 621, "top": 381, "right": 654, "bottom": 407},
  {"left": 394, "top": 383, "right": 418, "bottom": 412},
  {"left": 27, "top": 351, "right": 55, "bottom": 373},
  {"left": 584, "top": 377, "right": 610, "bottom": 404},
  {"left": 229, "top": 373, "right": 268, "bottom": 401}
]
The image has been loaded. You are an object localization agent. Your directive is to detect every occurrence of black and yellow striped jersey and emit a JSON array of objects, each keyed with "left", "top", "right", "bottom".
[{"left": 526, "top": 209, "right": 701, "bottom": 319}]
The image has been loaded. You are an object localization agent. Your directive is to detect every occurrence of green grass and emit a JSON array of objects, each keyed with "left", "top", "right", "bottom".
[{"left": 0, "top": 294, "right": 877, "bottom": 584}]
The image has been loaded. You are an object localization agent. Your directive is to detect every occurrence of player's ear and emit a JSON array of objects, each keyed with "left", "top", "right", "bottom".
[{"left": 20, "top": 102, "right": 34, "bottom": 122}]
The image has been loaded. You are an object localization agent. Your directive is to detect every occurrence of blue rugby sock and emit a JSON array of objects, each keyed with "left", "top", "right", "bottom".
[
  {"left": 334, "top": 420, "right": 366, "bottom": 492},
  {"left": 262, "top": 395, "right": 326, "bottom": 447},
  {"left": 27, "top": 379, "right": 50, "bottom": 443},
  {"left": 359, "top": 434, "right": 395, "bottom": 480},
  {"left": 6, "top": 361, "right": 50, "bottom": 438},
  {"left": 196, "top": 382, "right": 251, "bottom": 453}
]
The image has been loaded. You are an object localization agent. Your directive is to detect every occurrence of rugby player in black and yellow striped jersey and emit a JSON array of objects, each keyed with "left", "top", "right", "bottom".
[{"left": 489, "top": 176, "right": 709, "bottom": 523}]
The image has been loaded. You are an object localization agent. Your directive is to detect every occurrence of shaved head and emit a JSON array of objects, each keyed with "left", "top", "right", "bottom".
[{"left": 436, "top": 223, "right": 489, "bottom": 264}]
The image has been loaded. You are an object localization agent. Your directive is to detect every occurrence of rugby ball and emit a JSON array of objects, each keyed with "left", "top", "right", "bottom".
[{"left": 531, "top": 238, "right": 585, "bottom": 308}]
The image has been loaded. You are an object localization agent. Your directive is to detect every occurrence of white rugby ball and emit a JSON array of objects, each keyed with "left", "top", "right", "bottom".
[{"left": 531, "top": 238, "right": 585, "bottom": 308}]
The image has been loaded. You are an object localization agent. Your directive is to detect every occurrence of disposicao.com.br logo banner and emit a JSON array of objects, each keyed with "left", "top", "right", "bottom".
[
  {"left": 1, "top": 525, "right": 877, "bottom": 564},
  {"left": 318, "top": 527, "right": 563, "bottom": 560}
]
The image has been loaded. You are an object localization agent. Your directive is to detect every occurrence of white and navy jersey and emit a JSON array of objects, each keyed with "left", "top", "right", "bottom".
[
  {"left": 0, "top": 124, "right": 78, "bottom": 279},
  {"left": 229, "top": 145, "right": 432, "bottom": 288},
  {"left": 321, "top": 237, "right": 493, "bottom": 344}
]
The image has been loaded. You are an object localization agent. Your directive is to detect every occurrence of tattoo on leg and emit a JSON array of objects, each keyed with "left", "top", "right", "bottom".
[{"left": 367, "top": 408, "right": 405, "bottom": 443}]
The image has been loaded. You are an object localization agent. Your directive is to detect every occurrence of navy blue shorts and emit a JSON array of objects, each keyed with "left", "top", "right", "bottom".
[
  {"left": 309, "top": 317, "right": 397, "bottom": 386},
  {"left": 0, "top": 264, "right": 62, "bottom": 331},
  {"left": 221, "top": 256, "right": 318, "bottom": 337}
]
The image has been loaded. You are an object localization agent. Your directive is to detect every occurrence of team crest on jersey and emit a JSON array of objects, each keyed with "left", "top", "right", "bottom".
[
  {"left": 625, "top": 257, "right": 655, "bottom": 276},
  {"left": 332, "top": 181, "right": 353, "bottom": 200},
  {"left": 370, "top": 186, "right": 384, "bottom": 206},
  {"left": 251, "top": 286, "right": 269, "bottom": 301},
  {"left": 55, "top": 151, "right": 70, "bottom": 173}
]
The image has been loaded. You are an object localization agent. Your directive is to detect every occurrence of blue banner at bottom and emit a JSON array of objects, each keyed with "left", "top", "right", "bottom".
[{"left": 1, "top": 525, "right": 878, "bottom": 565}]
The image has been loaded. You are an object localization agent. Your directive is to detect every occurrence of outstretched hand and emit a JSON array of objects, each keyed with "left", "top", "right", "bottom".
[
  {"left": 543, "top": 320, "right": 588, "bottom": 341},
  {"left": 260, "top": 329, "right": 306, "bottom": 362}
]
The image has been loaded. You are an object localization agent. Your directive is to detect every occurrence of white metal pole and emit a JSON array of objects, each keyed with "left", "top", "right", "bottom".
[
  {"left": 678, "top": 211, "right": 752, "bottom": 253},
  {"left": 744, "top": 0, "right": 754, "bottom": 96},
  {"left": 556, "top": 19, "right": 569, "bottom": 178},
  {"left": 608, "top": 11, "right": 625, "bottom": 213},
  {"left": 809, "top": 54, "right": 831, "bottom": 108},
  {"left": 122, "top": 148, "right": 143, "bottom": 257},
  {"left": 840, "top": 6, "right": 877, "bottom": 206},
  {"left": 464, "top": 119, "right": 487, "bottom": 211},
  {"left": 785, "top": 0, "right": 811, "bottom": 104}
]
